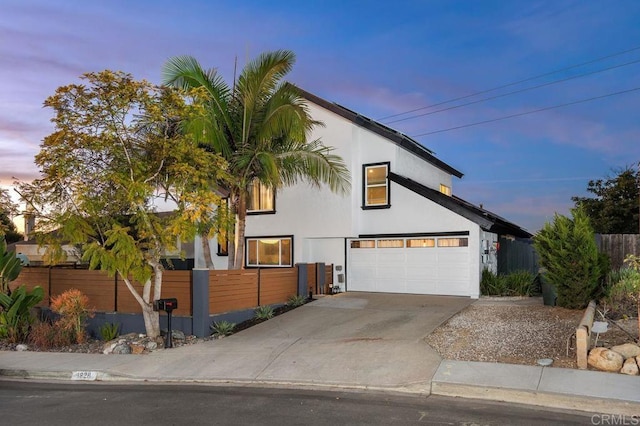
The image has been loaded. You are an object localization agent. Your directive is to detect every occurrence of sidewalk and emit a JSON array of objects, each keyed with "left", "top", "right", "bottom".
[{"left": 1, "top": 348, "right": 639, "bottom": 416}]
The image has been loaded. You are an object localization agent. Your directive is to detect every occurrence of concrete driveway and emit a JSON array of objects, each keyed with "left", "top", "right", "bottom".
[{"left": 115, "top": 292, "right": 472, "bottom": 391}]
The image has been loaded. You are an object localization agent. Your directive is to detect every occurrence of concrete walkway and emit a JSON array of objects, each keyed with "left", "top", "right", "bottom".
[{"left": 1, "top": 293, "right": 639, "bottom": 415}]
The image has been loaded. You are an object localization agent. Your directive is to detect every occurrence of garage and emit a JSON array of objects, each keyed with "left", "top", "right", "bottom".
[{"left": 347, "top": 235, "right": 471, "bottom": 296}]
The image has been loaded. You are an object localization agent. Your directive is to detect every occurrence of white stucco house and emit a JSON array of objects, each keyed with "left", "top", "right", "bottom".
[{"left": 197, "top": 88, "right": 531, "bottom": 298}]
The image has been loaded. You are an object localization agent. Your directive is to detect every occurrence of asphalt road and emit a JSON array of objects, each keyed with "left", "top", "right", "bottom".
[{"left": 0, "top": 381, "right": 594, "bottom": 425}]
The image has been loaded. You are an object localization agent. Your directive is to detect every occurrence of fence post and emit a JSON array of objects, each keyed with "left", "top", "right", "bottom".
[
  {"left": 257, "top": 268, "right": 261, "bottom": 307},
  {"left": 296, "top": 263, "right": 308, "bottom": 297},
  {"left": 192, "top": 269, "right": 210, "bottom": 338},
  {"left": 315, "top": 262, "right": 325, "bottom": 294}
]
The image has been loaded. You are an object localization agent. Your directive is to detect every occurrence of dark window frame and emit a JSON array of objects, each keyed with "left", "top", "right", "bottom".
[
  {"left": 362, "top": 161, "right": 390, "bottom": 210},
  {"left": 244, "top": 235, "right": 294, "bottom": 268}
]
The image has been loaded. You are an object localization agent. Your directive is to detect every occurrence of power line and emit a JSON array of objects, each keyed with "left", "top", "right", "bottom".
[
  {"left": 411, "top": 86, "right": 640, "bottom": 138},
  {"left": 386, "top": 58, "right": 640, "bottom": 124},
  {"left": 378, "top": 45, "right": 640, "bottom": 121}
]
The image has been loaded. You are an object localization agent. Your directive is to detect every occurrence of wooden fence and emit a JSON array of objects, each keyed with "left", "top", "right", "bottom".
[
  {"left": 497, "top": 237, "right": 538, "bottom": 276},
  {"left": 12, "top": 263, "right": 333, "bottom": 317},
  {"left": 596, "top": 234, "right": 640, "bottom": 270}
]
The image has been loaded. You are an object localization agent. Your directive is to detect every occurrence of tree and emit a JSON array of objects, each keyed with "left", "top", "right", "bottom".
[
  {"left": 18, "top": 71, "right": 227, "bottom": 337},
  {"left": 162, "top": 50, "right": 350, "bottom": 269},
  {"left": 0, "top": 188, "right": 22, "bottom": 244},
  {"left": 572, "top": 166, "right": 639, "bottom": 234},
  {"left": 533, "top": 208, "right": 607, "bottom": 309}
]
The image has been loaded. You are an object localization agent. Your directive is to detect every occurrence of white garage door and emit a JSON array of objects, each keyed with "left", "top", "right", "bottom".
[{"left": 347, "top": 236, "right": 471, "bottom": 296}]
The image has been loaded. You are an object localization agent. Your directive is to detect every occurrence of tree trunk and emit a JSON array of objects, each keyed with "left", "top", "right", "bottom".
[
  {"left": 227, "top": 192, "right": 238, "bottom": 269},
  {"left": 201, "top": 230, "right": 214, "bottom": 269},
  {"left": 118, "top": 271, "right": 161, "bottom": 338},
  {"left": 233, "top": 193, "right": 247, "bottom": 269},
  {"left": 141, "top": 303, "right": 160, "bottom": 338}
]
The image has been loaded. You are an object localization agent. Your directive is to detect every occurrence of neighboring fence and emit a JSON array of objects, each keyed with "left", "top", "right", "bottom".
[
  {"left": 497, "top": 237, "right": 538, "bottom": 276},
  {"left": 596, "top": 234, "right": 640, "bottom": 270}
]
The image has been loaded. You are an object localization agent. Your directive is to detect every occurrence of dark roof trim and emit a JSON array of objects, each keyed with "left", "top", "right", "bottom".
[
  {"left": 358, "top": 231, "right": 470, "bottom": 238},
  {"left": 295, "top": 86, "right": 464, "bottom": 179},
  {"left": 388, "top": 172, "right": 532, "bottom": 238}
]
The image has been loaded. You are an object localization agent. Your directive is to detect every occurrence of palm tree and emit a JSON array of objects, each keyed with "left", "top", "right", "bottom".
[{"left": 163, "top": 50, "right": 350, "bottom": 269}]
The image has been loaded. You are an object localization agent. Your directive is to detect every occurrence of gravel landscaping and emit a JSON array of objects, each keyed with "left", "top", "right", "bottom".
[{"left": 425, "top": 297, "right": 638, "bottom": 369}]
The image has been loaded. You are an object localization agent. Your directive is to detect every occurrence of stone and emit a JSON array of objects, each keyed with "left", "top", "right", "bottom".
[
  {"left": 610, "top": 343, "right": 640, "bottom": 359},
  {"left": 16, "top": 344, "right": 28, "bottom": 352},
  {"left": 162, "top": 329, "right": 185, "bottom": 341},
  {"left": 587, "top": 347, "right": 624, "bottom": 372},
  {"left": 103, "top": 342, "right": 117, "bottom": 355},
  {"left": 130, "top": 343, "right": 145, "bottom": 355},
  {"left": 111, "top": 343, "right": 132, "bottom": 355},
  {"left": 620, "top": 358, "right": 639, "bottom": 376},
  {"left": 145, "top": 341, "right": 158, "bottom": 351}
]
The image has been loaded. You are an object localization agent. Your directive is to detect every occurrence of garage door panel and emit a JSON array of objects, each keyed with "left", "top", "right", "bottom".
[{"left": 348, "top": 237, "right": 471, "bottom": 296}]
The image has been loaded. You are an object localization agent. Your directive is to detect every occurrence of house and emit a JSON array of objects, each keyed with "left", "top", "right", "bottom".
[{"left": 197, "top": 88, "right": 531, "bottom": 298}]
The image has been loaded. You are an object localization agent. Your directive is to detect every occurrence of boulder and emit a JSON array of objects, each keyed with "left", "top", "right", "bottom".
[
  {"left": 16, "top": 344, "right": 28, "bottom": 352},
  {"left": 111, "top": 343, "right": 132, "bottom": 355},
  {"left": 587, "top": 347, "right": 624, "bottom": 372},
  {"left": 620, "top": 358, "right": 639, "bottom": 376},
  {"left": 610, "top": 343, "right": 640, "bottom": 359},
  {"left": 130, "top": 343, "right": 145, "bottom": 355}
]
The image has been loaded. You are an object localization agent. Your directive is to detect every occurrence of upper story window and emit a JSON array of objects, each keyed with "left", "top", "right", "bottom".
[
  {"left": 440, "top": 184, "right": 451, "bottom": 196},
  {"left": 247, "top": 180, "right": 275, "bottom": 214},
  {"left": 362, "top": 162, "right": 390, "bottom": 209}
]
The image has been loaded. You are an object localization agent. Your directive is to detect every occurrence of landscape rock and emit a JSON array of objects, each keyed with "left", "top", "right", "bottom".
[
  {"left": 102, "top": 342, "right": 117, "bottom": 355},
  {"left": 130, "top": 343, "right": 146, "bottom": 354},
  {"left": 145, "top": 341, "right": 158, "bottom": 351},
  {"left": 16, "top": 344, "right": 28, "bottom": 351},
  {"left": 112, "top": 343, "right": 132, "bottom": 355},
  {"left": 587, "top": 347, "right": 624, "bottom": 372},
  {"left": 162, "top": 329, "right": 185, "bottom": 341},
  {"left": 620, "top": 358, "right": 639, "bottom": 376},
  {"left": 610, "top": 343, "right": 640, "bottom": 359}
]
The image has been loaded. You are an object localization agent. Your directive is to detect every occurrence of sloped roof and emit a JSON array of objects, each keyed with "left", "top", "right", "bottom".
[
  {"left": 389, "top": 172, "right": 532, "bottom": 238},
  {"left": 296, "top": 87, "right": 464, "bottom": 178}
]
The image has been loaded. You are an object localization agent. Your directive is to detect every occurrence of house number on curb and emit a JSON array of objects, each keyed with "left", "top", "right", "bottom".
[{"left": 71, "top": 371, "right": 98, "bottom": 381}]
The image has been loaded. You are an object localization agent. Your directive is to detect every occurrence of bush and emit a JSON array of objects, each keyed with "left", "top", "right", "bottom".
[
  {"left": 50, "top": 289, "right": 94, "bottom": 344},
  {"left": 0, "top": 285, "right": 44, "bottom": 343},
  {"left": 99, "top": 322, "right": 120, "bottom": 341},
  {"left": 29, "top": 320, "right": 73, "bottom": 349},
  {"left": 254, "top": 305, "right": 274, "bottom": 320},
  {"left": 480, "top": 269, "right": 534, "bottom": 296},
  {"left": 533, "top": 208, "right": 605, "bottom": 309},
  {"left": 286, "top": 295, "right": 306, "bottom": 308},
  {"left": 210, "top": 320, "right": 235, "bottom": 337}
]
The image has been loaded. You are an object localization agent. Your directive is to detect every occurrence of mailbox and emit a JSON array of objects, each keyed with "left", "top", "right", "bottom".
[
  {"left": 152, "top": 298, "right": 178, "bottom": 348},
  {"left": 153, "top": 298, "right": 178, "bottom": 312}
]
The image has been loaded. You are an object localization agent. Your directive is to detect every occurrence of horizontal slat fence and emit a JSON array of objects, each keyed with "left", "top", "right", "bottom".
[
  {"left": 259, "top": 268, "right": 297, "bottom": 306},
  {"left": 12, "top": 263, "right": 328, "bottom": 317}
]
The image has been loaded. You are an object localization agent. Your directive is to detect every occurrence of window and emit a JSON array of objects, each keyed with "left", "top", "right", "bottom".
[
  {"left": 363, "top": 163, "right": 390, "bottom": 208},
  {"left": 377, "top": 239, "right": 404, "bottom": 248},
  {"left": 217, "top": 198, "right": 229, "bottom": 256},
  {"left": 350, "top": 240, "right": 375, "bottom": 248},
  {"left": 439, "top": 184, "right": 451, "bottom": 196},
  {"left": 407, "top": 238, "right": 435, "bottom": 248},
  {"left": 247, "top": 180, "right": 275, "bottom": 213},
  {"left": 246, "top": 236, "right": 292, "bottom": 267},
  {"left": 437, "top": 238, "right": 469, "bottom": 247}
]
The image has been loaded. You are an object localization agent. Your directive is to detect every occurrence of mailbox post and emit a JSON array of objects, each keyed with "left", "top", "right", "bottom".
[{"left": 153, "top": 298, "right": 178, "bottom": 348}]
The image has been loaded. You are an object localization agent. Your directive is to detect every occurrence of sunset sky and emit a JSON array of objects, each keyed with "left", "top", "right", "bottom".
[{"left": 1, "top": 0, "right": 639, "bottom": 232}]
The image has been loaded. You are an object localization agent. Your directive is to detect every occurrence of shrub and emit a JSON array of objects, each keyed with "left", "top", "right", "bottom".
[
  {"left": 0, "top": 285, "right": 44, "bottom": 343},
  {"left": 99, "top": 322, "right": 120, "bottom": 341},
  {"left": 254, "top": 305, "right": 274, "bottom": 320},
  {"left": 286, "top": 295, "right": 307, "bottom": 308},
  {"left": 50, "top": 289, "right": 94, "bottom": 344},
  {"left": 29, "top": 320, "right": 73, "bottom": 349},
  {"left": 0, "top": 236, "right": 23, "bottom": 294},
  {"left": 480, "top": 269, "right": 534, "bottom": 296},
  {"left": 533, "top": 208, "right": 605, "bottom": 309},
  {"left": 210, "top": 320, "right": 235, "bottom": 337}
]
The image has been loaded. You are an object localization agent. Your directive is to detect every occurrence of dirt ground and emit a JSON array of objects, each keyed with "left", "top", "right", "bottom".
[{"left": 425, "top": 297, "right": 639, "bottom": 369}]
